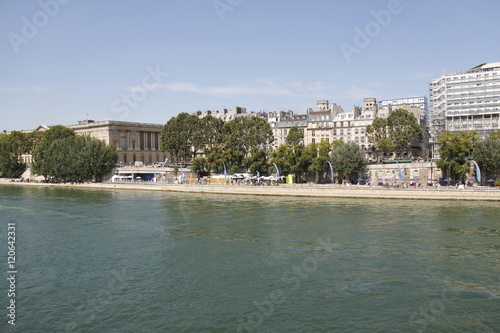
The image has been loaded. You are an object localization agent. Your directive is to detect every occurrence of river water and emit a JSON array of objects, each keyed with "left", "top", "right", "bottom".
[{"left": 0, "top": 185, "right": 499, "bottom": 332}]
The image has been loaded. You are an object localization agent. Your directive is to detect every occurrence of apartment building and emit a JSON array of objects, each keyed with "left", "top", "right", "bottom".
[
  {"left": 268, "top": 110, "right": 307, "bottom": 150},
  {"left": 305, "top": 100, "right": 344, "bottom": 145},
  {"left": 429, "top": 62, "right": 500, "bottom": 158}
]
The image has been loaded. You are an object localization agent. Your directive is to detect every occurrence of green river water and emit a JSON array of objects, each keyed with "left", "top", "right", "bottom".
[{"left": 0, "top": 185, "right": 498, "bottom": 332}]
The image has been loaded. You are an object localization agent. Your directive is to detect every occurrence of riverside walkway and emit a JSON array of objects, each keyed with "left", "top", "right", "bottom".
[{"left": 3, "top": 179, "right": 500, "bottom": 201}]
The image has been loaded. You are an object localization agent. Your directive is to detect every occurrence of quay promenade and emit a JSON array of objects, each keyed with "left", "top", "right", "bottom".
[{"left": 2, "top": 179, "right": 500, "bottom": 201}]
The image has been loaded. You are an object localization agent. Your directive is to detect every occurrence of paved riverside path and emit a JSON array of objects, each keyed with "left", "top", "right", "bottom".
[{"left": 3, "top": 180, "right": 500, "bottom": 201}]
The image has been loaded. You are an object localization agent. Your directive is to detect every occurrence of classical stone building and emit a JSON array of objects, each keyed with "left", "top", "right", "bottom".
[
  {"left": 69, "top": 120, "right": 168, "bottom": 166},
  {"left": 305, "top": 100, "right": 344, "bottom": 145}
]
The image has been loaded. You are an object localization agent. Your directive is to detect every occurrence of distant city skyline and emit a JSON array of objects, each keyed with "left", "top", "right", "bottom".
[{"left": 1, "top": 0, "right": 500, "bottom": 131}]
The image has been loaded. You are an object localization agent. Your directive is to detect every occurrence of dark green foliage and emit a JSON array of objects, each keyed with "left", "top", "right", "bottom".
[
  {"left": 387, "top": 109, "right": 423, "bottom": 151},
  {"left": 160, "top": 113, "right": 201, "bottom": 162},
  {"left": 32, "top": 125, "right": 76, "bottom": 179},
  {"left": 200, "top": 115, "right": 224, "bottom": 149},
  {"left": 191, "top": 157, "right": 210, "bottom": 178},
  {"left": 0, "top": 132, "right": 30, "bottom": 178},
  {"left": 308, "top": 140, "right": 332, "bottom": 182},
  {"left": 472, "top": 131, "right": 500, "bottom": 181},
  {"left": 330, "top": 142, "right": 367, "bottom": 182},
  {"left": 34, "top": 135, "right": 117, "bottom": 182},
  {"left": 366, "top": 109, "right": 422, "bottom": 158},
  {"left": 222, "top": 116, "right": 273, "bottom": 155},
  {"left": 285, "top": 126, "right": 304, "bottom": 146},
  {"left": 437, "top": 131, "right": 477, "bottom": 181},
  {"left": 270, "top": 144, "right": 300, "bottom": 179},
  {"left": 0, "top": 139, "right": 25, "bottom": 178},
  {"left": 366, "top": 118, "right": 391, "bottom": 150},
  {"left": 243, "top": 147, "right": 269, "bottom": 175},
  {"left": 206, "top": 147, "right": 244, "bottom": 174}
]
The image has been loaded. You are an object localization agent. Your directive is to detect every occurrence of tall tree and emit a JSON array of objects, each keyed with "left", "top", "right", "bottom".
[
  {"left": 200, "top": 115, "right": 224, "bottom": 150},
  {"left": 37, "top": 135, "right": 117, "bottom": 182},
  {"left": 0, "top": 135, "right": 25, "bottom": 178},
  {"left": 366, "top": 117, "right": 393, "bottom": 161},
  {"left": 436, "top": 130, "right": 477, "bottom": 182},
  {"left": 299, "top": 143, "right": 320, "bottom": 182},
  {"left": 270, "top": 144, "right": 299, "bottom": 180},
  {"left": 330, "top": 142, "right": 367, "bottom": 183},
  {"left": 32, "top": 125, "right": 75, "bottom": 180},
  {"left": 206, "top": 147, "right": 244, "bottom": 174},
  {"left": 308, "top": 140, "right": 332, "bottom": 183},
  {"left": 243, "top": 147, "right": 269, "bottom": 175},
  {"left": 387, "top": 109, "right": 423, "bottom": 152},
  {"left": 285, "top": 126, "right": 304, "bottom": 146},
  {"left": 161, "top": 113, "right": 201, "bottom": 162},
  {"left": 222, "top": 116, "right": 273, "bottom": 155},
  {"left": 472, "top": 131, "right": 500, "bottom": 181},
  {"left": 191, "top": 157, "right": 210, "bottom": 178}
]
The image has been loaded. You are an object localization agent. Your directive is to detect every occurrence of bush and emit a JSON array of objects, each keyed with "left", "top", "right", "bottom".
[{"left": 494, "top": 180, "right": 500, "bottom": 187}]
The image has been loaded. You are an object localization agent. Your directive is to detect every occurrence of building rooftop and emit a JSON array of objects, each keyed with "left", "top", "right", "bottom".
[
  {"left": 68, "top": 120, "right": 164, "bottom": 129},
  {"left": 466, "top": 62, "right": 500, "bottom": 73}
]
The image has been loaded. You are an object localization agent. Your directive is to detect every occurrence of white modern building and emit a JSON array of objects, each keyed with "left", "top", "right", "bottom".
[
  {"left": 429, "top": 62, "right": 500, "bottom": 158},
  {"left": 379, "top": 96, "right": 429, "bottom": 125}
]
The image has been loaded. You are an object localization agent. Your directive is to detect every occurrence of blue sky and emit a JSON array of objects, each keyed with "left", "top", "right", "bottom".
[{"left": 1, "top": 0, "right": 499, "bottom": 131}]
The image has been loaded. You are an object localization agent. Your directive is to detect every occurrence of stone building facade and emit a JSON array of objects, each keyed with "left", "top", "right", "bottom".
[
  {"left": 268, "top": 110, "right": 307, "bottom": 150},
  {"left": 69, "top": 120, "right": 169, "bottom": 166}
]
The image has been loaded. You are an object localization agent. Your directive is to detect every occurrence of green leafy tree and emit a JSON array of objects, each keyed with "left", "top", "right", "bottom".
[
  {"left": 200, "top": 115, "right": 224, "bottom": 150},
  {"left": 436, "top": 130, "right": 477, "bottom": 182},
  {"left": 366, "top": 117, "right": 393, "bottom": 161},
  {"left": 191, "top": 157, "right": 210, "bottom": 178},
  {"left": 34, "top": 135, "right": 117, "bottom": 182},
  {"left": 270, "top": 144, "right": 299, "bottom": 179},
  {"left": 472, "top": 131, "right": 500, "bottom": 181},
  {"left": 0, "top": 135, "right": 25, "bottom": 178},
  {"left": 366, "top": 117, "right": 389, "bottom": 146},
  {"left": 161, "top": 113, "right": 201, "bottom": 162},
  {"left": 243, "top": 147, "right": 269, "bottom": 175},
  {"left": 285, "top": 126, "right": 304, "bottom": 146},
  {"left": 308, "top": 140, "right": 332, "bottom": 183},
  {"left": 299, "top": 143, "right": 320, "bottom": 182},
  {"left": 206, "top": 147, "right": 244, "bottom": 174},
  {"left": 367, "top": 110, "right": 422, "bottom": 160},
  {"left": 32, "top": 125, "right": 75, "bottom": 179},
  {"left": 387, "top": 109, "right": 423, "bottom": 152},
  {"left": 330, "top": 142, "right": 367, "bottom": 183},
  {"left": 222, "top": 116, "right": 273, "bottom": 155},
  {"left": 82, "top": 136, "right": 119, "bottom": 182}
]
